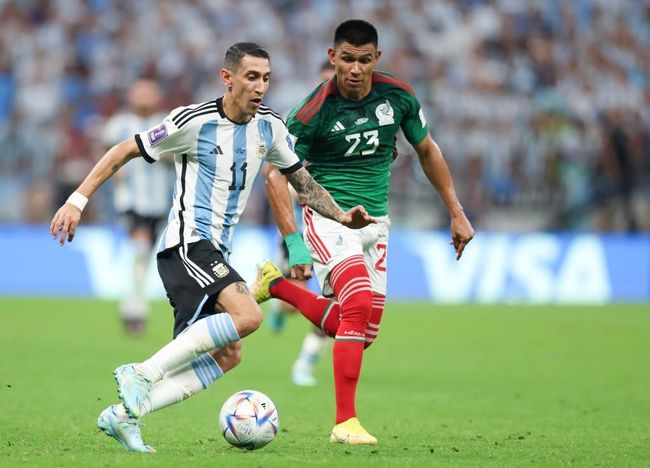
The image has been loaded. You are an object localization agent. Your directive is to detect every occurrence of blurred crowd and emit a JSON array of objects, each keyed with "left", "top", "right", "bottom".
[{"left": 0, "top": 0, "right": 648, "bottom": 231}]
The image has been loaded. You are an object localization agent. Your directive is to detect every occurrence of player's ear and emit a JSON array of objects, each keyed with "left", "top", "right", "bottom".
[
  {"left": 327, "top": 47, "right": 336, "bottom": 65},
  {"left": 221, "top": 68, "right": 233, "bottom": 91},
  {"left": 375, "top": 49, "right": 382, "bottom": 63}
]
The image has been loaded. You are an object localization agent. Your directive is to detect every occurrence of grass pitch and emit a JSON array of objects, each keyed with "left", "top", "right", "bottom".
[{"left": 1, "top": 299, "right": 649, "bottom": 467}]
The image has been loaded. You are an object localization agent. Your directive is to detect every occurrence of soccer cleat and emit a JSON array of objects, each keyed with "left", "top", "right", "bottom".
[
  {"left": 291, "top": 368, "right": 317, "bottom": 387},
  {"left": 250, "top": 260, "right": 283, "bottom": 304},
  {"left": 330, "top": 417, "right": 378, "bottom": 445},
  {"left": 114, "top": 364, "right": 152, "bottom": 418},
  {"left": 97, "top": 405, "right": 155, "bottom": 453},
  {"left": 267, "top": 306, "right": 287, "bottom": 333}
]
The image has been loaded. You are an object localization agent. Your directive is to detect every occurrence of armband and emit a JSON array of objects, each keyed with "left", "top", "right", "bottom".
[{"left": 284, "top": 232, "right": 312, "bottom": 267}]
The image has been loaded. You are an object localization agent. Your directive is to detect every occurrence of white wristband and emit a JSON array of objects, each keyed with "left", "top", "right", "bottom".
[{"left": 66, "top": 191, "right": 88, "bottom": 212}]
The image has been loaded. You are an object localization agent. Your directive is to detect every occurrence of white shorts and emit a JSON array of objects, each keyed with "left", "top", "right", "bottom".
[{"left": 302, "top": 207, "right": 389, "bottom": 297}]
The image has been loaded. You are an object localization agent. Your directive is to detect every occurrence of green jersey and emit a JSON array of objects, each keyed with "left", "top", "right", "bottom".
[{"left": 286, "top": 71, "right": 429, "bottom": 217}]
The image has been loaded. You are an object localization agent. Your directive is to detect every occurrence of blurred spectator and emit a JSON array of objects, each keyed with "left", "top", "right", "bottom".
[{"left": 0, "top": 0, "right": 647, "bottom": 231}]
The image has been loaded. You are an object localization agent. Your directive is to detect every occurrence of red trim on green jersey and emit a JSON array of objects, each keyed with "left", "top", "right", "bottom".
[
  {"left": 372, "top": 72, "right": 415, "bottom": 96},
  {"left": 295, "top": 79, "right": 336, "bottom": 124}
]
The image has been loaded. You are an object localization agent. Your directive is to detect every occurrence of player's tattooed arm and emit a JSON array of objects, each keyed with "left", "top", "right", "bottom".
[
  {"left": 285, "top": 167, "right": 376, "bottom": 229},
  {"left": 285, "top": 168, "right": 345, "bottom": 222}
]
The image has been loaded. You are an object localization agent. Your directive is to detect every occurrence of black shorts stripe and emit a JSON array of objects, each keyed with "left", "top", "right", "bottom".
[{"left": 179, "top": 244, "right": 214, "bottom": 287}]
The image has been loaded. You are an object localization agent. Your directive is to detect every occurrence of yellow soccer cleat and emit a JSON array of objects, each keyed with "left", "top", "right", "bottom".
[
  {"left": 250, "top": 260, "right": 283, "bottom": 304},
  {"left": 330, "top": 417, "right": 378, "bottom": 445}
]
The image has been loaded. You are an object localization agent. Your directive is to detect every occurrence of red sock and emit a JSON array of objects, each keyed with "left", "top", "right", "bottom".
[
  {"left": 364, "top": 293, "right": 385, "bottom": 349},
  {"left": 269, "top": 278, "right": 340, "bottom": 336},
  {"left": 330, "top": 256, "right": 373, "bottom": 424}
]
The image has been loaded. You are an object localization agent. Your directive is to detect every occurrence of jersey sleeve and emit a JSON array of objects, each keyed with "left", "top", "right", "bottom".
[
  {"left": 400, "top": 93, "right": 429, "bottom": 146},
  {"left": 266, "top": 118, "right": 302, "bottom": 175},
  {"left": 286, "top": 106, "right": 314, "bottom": 161},
  {"left": 134, "top": 108, "right": 191, "bottom": 163}
]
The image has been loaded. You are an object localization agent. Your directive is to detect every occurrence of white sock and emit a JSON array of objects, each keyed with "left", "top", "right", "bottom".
[
  {"left": 139, "top": 353, "right": 224, "bottom": 416},
  {"left": 120, "top": 239, "right": 151, "bottom": 320},
  {"left": 293, "top": 331, "right": 329, "bottom": 373},
  {"left": 136, "top": 314, "right": 239, "bottom": 382}
]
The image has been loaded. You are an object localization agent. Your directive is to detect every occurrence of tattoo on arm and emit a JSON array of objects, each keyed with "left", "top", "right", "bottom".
[
  {"left": 286, "top": 169, "right": 342, "bottom": 222},
  {"left": 236, "top": 282, "right": 250, "bottom": 295}
]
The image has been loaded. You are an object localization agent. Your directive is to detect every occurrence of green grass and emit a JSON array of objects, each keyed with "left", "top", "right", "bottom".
[{"left": 1, "top": 299, "right": 649, "bottom": 467}]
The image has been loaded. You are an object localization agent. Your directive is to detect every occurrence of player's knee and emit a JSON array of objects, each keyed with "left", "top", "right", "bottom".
[
  {"left": 340, "top": 290, "right": 373, "bottom": 324},
  {"left": 231, "top": 303, "right": 263, "bottom": 337}
]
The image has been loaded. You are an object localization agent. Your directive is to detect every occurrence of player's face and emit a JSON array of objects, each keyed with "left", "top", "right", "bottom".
[
  {"left": 221, "top": 55, "right": 271, "bottom": 122},
  {"left": 329, "top": 42, "right": 381, "bottom": 100},
  {"left": 128, "top": 79, "right": 162, "bottom": 116}
]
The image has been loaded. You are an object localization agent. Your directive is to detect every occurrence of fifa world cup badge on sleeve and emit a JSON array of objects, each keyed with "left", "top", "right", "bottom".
[
  {"left": 286, "top": 134, "right": 294, "bottom": 151},
  {"left": 148, "top": 123, "right": 169, "bottom": 146}
]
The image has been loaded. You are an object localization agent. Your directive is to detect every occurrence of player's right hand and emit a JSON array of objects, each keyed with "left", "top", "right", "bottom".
[
  {"left": 340, "top": 205, "right": 377, "bottom": 229},
  {"left": 50, "top": 204, "right": 82, "bottom": 246},
  {"left": 291, "top": 264, "right": 313, "bottom": 281}
]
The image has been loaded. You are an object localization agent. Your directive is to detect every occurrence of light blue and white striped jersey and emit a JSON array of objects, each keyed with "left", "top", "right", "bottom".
[
  {"left": 103, "top": 111, "right": 175, "bottom": 217},
  {"left": 135, "top": 97, "right": 302, "bottom": 257}
]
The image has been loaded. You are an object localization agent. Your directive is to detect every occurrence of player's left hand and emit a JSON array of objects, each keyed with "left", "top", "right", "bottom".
[
  {"left": 50, "top": 203, "right": 82, "bottom": 246},
  {"left": 449, "top": 212, "right": 474, "bottom": 260},
  {"left": 339, "top": 205, "right": 377, "bottom": 229}
]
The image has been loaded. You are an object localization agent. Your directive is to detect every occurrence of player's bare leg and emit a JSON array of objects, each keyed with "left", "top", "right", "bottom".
[{"left": 120, "top": 226, "right": 152, "bottom": 335}]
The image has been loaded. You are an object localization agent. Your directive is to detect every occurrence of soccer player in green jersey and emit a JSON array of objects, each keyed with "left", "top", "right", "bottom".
[{"left": 253, "top": 20, "right": 474, "bottom": 444}]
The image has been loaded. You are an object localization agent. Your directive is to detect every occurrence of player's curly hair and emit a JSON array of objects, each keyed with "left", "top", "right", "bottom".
[
  {"left": 224, "top": 42, "right": 270, "bottom": 70},
  {"left": 334, "top": 19, "right": 378, "bottom": 48}
]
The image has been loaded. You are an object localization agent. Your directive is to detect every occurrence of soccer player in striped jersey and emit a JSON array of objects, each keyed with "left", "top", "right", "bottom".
[
  {"left": 252, "top": 20, "right": 475, "bottom": 445},
  {"left": 102, "top": 79, "right": 174, "bottom": 336},
  {"left": 50, "top": 42, "right": 375, "bottom": 453}
]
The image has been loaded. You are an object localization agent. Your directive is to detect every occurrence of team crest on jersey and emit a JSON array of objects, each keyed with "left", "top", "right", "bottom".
[
  {"left": 211, "top": 262, "right": 230, "bottom": 278},
  {"left": 257, "top": 143, "right": 266, "bottom": 158},
  {"left": 375, "top": 100, "right": 394, "bottom": 126},
  {"left": 147, "top": 123, "right": 168, "bottom": 146}
]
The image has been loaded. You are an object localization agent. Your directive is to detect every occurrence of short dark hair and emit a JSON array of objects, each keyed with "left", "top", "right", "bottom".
[
  {"left": 334, "top": 20, "right": 378, "bottom": 48},
  {"left": 224, "top": 42, "right": 270, "bottom": 70}
]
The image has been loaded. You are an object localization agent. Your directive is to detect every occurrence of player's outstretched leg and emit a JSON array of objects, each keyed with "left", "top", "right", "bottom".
[
  {"left": 251, "top": 260, "right": 284, "bottom": 304},
  {"left": 114, "top": 364, "right": 152, "bottom": 418},
  {"left": 330, "top": 417, "right": 378, "bottom": 445},
  {"left": 97, "top": 404, "right": 155, "bottom": 452},
  {"left": 251, "top": 260, "right": 341, "bottom": 336}
]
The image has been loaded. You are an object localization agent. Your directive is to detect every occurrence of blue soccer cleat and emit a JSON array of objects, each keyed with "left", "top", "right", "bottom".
[
  {"left": 291, "top": 367, "right": 317, "bottom": 387},
  {"left": 114, "top": 364, "right": 152, "bottom": 418},
  {"left": 97, "top": 405, "right": 155, "bottom": 453},
  {"left": 268, "top": 306, "right": 287, "bottom": 333}
]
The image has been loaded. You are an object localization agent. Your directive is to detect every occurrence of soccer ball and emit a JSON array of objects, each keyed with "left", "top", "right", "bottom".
[{"left": 219, "top": 390, "right": 279, "bottom": 450}]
